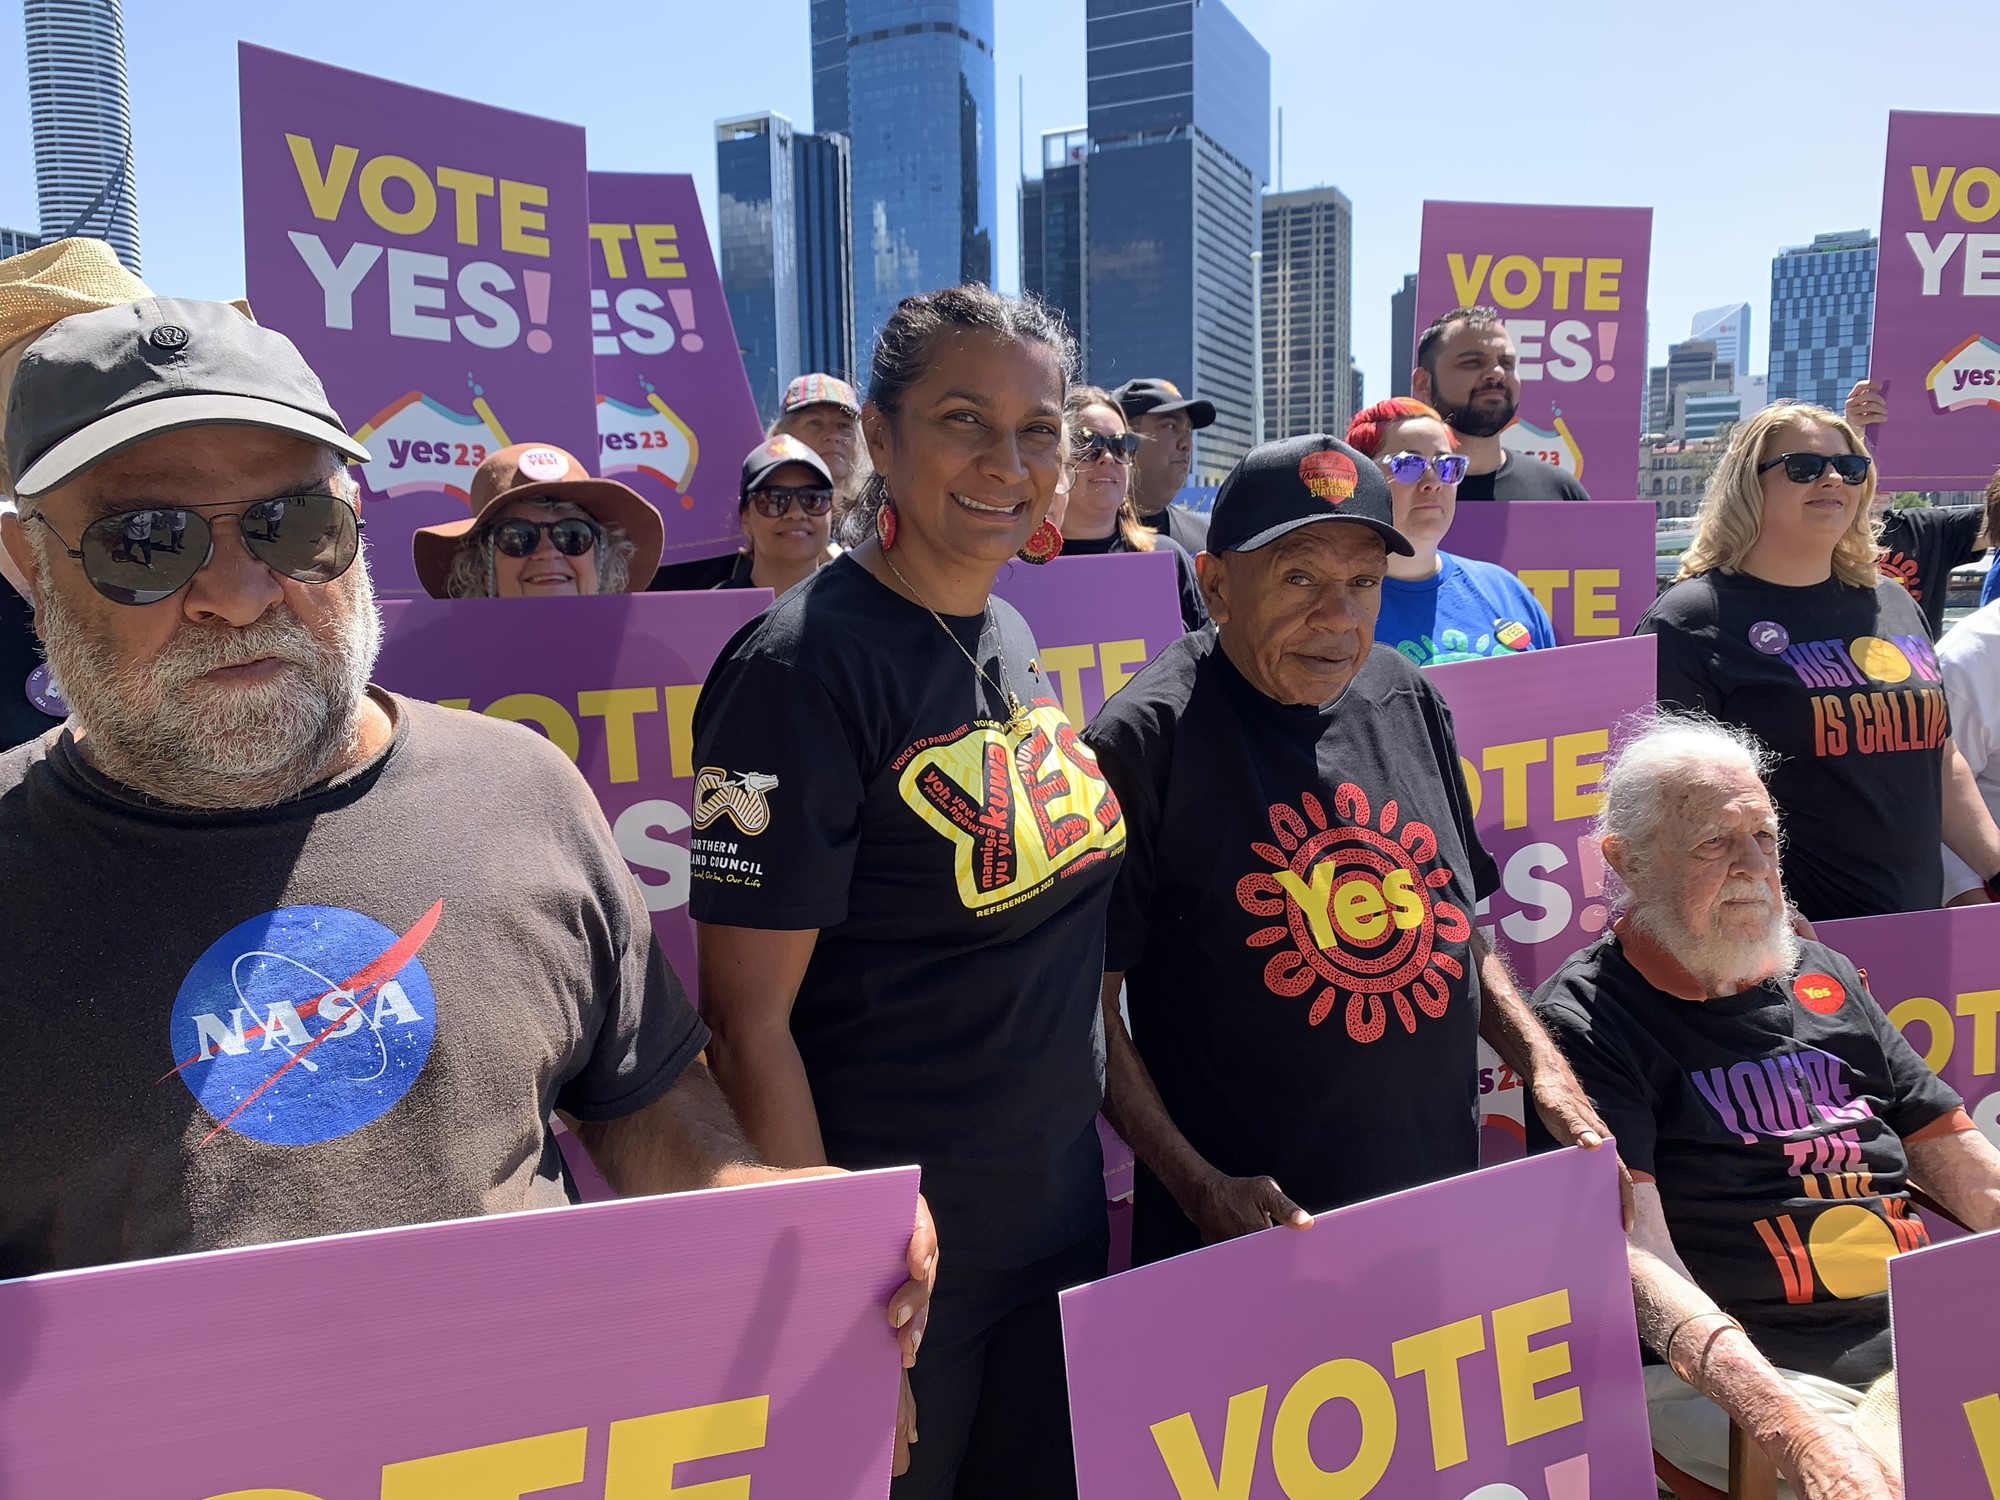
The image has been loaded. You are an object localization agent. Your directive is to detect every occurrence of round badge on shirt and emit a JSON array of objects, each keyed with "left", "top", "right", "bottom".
[
  {"left": 1748, "top": 621, "right": 1790, "bottom": 655},
  {"left": 24, "top": 664, "right": 67, "bottom": 718},
  {"left": 1494, "top": 619, "right": 1532, "bottom": 652},
  {"left": 1793, "top": 971, "right": 1846, "bottom": 1014}
]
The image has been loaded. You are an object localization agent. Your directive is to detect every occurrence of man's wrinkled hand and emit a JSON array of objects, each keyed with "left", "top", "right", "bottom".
[
  {"left": 1188, "top": 1170, "right": 1313, "bottom": 1244},
  {"left": 1780, "top": 1419, "right": 1903, "bottom": 1500},
  {"left": 1530, "top": 1072, "right": 1635, "bottom": 1230}
]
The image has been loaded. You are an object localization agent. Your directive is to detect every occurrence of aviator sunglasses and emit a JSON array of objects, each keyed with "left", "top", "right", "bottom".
[
  {"left": 491, "top": 516, "right": 603, "bottom": 558},
  {"left": 748, "top": 485, "right": 835, "bottom": 519},
  {"left": 1757, "top": 451, "right": 1872, "bottom": 485},
  {"left": 33, "top": 491, "right": 363, "bottom": 607},
  {"left": 1072, "top": 431, "right": 1141, "bottom": 465},
  {"left": 1379, "top": 451, "right": 1469, "bottom": 486}
]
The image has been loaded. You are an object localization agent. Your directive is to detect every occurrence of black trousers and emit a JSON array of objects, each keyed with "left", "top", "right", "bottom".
[{"left": 891, "top": 1218, "right": 1109, "bottom": 1500}]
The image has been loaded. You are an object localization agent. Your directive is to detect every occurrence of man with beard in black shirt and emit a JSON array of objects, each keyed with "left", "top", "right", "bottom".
[
  {"left": 1412, "top": 307, "right": 1591, "bottom": 502},
  {"left": 1115, "top": 377, "right": 1215, "bottom": 553},
  {"left": 1083, "top": 432, "right": 1622, "bottom": 1269},
  {"left": 1533, "top": 714, "right": 2000, "bottom": 1497}
]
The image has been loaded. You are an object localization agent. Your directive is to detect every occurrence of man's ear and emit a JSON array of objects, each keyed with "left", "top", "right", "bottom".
[
  {"left": 1195, "top": 549, "right": 1228, "bottom": 626},
  {"left": 1600, "top": 834, "right": 1630, "bottom": 888},
  {"left": 0, "top": 510, "right": 41, "bottom": 614},
  {"left": 1410, "top": 366, "right": 1433, "bottom": 405}
]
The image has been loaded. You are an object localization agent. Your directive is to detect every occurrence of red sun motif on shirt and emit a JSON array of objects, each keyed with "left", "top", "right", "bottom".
[{"left": 1235, "top": 784, "right": 1470, "bottom": 1042}]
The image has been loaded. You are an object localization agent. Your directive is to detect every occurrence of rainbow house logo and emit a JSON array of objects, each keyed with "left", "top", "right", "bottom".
[{"left": 1926, "top": 334, "right": 2000, "bottom": 414}]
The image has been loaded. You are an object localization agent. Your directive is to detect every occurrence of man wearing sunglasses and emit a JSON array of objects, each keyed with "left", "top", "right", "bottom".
[
  {"left": 1411, "top": 308, "right": 1590, "bottom": 502},
  {"left": 718, "top": 435, "right": 839, "bottom": 596},
  {"left": 0, "top": 297, "right": 938, "bottom": 1382},
  {"left": 1115, "top": 377, "right": 1216, "bottom": 553}
]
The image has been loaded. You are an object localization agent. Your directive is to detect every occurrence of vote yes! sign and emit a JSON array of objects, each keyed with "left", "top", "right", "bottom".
[
  {"left": 1891, "top": 1225, "right": 2000, "bottom": 1498},
  {"left": 240, "top": 44, "right": 597, "bottom": 593},
  {"left": 1061, "top": 1145, "right": 1652, "bottom": 1500},
  {"left": 1415, "top": 203, "right": 1652, "bottom": 499},
  {"left": 1444, "top": 501, "right": 1658, "bottom": 646}
]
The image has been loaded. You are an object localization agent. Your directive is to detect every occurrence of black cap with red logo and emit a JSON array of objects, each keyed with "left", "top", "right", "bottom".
[{"left": 1205, "top": 434, "right": 1413, "bottom": 558}]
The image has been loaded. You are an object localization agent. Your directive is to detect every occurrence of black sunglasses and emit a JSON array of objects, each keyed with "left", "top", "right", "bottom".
[
  {"left": 33, "top": 492, "right": 363, "bottom": 606},
  {"left": 1758, "top": 451, "right": 1872, "bottom": 485},
  {"left": 1072, "top": 431, "right": 1141, "bottom": 465},
  {"left": 748, "top": 485, "right": 834, "bottom": 519},
  {"left": 491, "top": 517, "right": 603, "bottom": 558}
]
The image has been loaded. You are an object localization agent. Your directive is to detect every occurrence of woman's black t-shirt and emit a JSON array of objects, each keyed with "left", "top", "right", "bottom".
[
  {"left": 1059, "top": 529, "right": 1209, "bottom": 632},
  {"left": 688, "top": 554, "right": 1126, "bottom": 1269},
  {"left": 1637, "top": 570, "right": 1948, "bottom": 922}
]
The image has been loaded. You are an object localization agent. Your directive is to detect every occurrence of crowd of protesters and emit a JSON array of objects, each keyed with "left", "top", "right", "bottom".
[{"left": 5, "top": 234, "right": 2000, "bottom": 1500}]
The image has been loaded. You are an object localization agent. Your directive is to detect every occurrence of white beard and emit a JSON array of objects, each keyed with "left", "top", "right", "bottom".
[{"left": 1628, "top": 876, "right": 1801, "bottom": 995}]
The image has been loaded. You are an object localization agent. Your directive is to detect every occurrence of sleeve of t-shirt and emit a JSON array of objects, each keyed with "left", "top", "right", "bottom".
[
  {"left": 687, "top": 650, "right": 867, "bottom": 931},
  {"left": 1559, "top": 470, "right": 1592, "bottom": 501},
  {"left": 1427, "top": 686, "right": 1501, "bottom": 902},
  {"left": 1083, "top": 700, "right": 1168, "bottom": 973},
  {"left": 1167, "top": 539, "right": 1211, "bottom": 632},
  {"left": 1831, "top": 955, "right": 1965, "bottom": 1137},
  {"left": 1940, "top": 619, "right": 2000, "bottom": 899},
  {"left": 1635, "top": 591, "right": 1722, "bottom": 717},
  {"left": 1983, "top": 561, "right": 2000, "bottom": 609},
  {"left": 1533, "top": 985, "right": 1658, "bottom": 1177},
  {"left": 1936, "top": 505, "right": 1986, "bottom": 569}
]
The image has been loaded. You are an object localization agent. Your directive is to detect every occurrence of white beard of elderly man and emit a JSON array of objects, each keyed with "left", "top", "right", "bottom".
[
  {"left": 1532, "top": 713, "right": 2000, "bottom": 1500},
  {"left": 0, "top": 297, "right": 935, "bottom": 1471}
]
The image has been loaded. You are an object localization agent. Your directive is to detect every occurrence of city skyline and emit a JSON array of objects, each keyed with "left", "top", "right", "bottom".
[{"left": 3, "top": 0, "right": 1994, "bottom": 404}]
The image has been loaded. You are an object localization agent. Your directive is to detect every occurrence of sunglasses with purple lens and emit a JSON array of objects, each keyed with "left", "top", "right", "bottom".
[{"left": 1379, "top": 451, "right": 1469, "bottom": 486}]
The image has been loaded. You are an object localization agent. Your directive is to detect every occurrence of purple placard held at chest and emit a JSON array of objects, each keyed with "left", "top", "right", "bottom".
[
  {"left": 239, "top": 44, "right": 597, "bottom": 594},
  {"left": 1870, "top": 111, "right": 2000, "bottom": 489},
  {"left": 993, "top": 548, "right": 1186, "bottom": 727},
  {"left": 589, "top": 172, "right": 766, "bottom": 562},
  {"left": 374, "top": 590, "right": 771, "bottom": 1002},
  {"left": 1890, "top": 1226, "right": 2000, "bottom": 1498},
  {"left": 1061, "top": 1145, "right": 1652, "bottom": 1499},
  {"left": 1415, "top": 202, "right": 1651, "bottom": 499},
  {"left": 0, "top": 1168, "right": 916, "bottom": 1497},
  {"left": 1425, "top": 636, "right": 1656, "bottom": 1157},
  {"left": 1445, "top": 501, "right": 1657, "bottom": 646}
]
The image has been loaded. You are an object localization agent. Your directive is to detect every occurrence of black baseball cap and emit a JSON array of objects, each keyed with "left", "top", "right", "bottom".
[
  {"left": 1114, "top": 377, "right": 1215, "bottom": 430},
  {"left": 739, "top": 433, "right": 833, "bottom": 503},
  {"left": 1206, "top": 434, "right": 1413, "bottom": 557},
  {"left": 6, "top": 297, "right": 369, "bottom": 498}
]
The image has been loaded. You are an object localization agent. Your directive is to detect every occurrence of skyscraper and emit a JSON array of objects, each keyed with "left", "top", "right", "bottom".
[
  {"left": 1260, "top": 186, "right": 1353, "bottom": 441},
  {"left": 1020, "top": 128, "right": 1088, "bottom": 348},
  {"left": 1647, "top": 338, "right": 1734, "bottom": 438},
  {"left": 1689, "top": 303, "right": 1752, "bottom": 376},
  {"left": 1084, "top": 0, "right": 1271, "bottom": 484},
  {"left": 1389, "top": 272, "right": 1417, "bottom": 398},
  {"left": 24, "top": 0, "right": 140, "bottom": 272},
  {"left": 812, "top": 0, "right": 996, "bottom": 354},
  {"left": 1768, "top": 230, "right": 1876, "bottom": 409},
  {"left": 717, "top": 112, "right": 856, "bottom": 423},
  {"left": 1, "top": 228, "right": 43, "bottom": 259}
]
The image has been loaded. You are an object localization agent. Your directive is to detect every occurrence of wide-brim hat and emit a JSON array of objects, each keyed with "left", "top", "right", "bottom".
[{"left": 411, "top": 442, "right": 664, "bottom": 599}]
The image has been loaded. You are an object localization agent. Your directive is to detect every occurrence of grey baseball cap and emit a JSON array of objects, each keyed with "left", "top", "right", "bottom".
[{"left": 5, "top": 296, "right": 370, "bottom": 498}]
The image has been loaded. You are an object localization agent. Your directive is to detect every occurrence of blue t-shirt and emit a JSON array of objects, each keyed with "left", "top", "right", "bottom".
[{"left": 1375, "top": 553, "right": 1558, "bottom": 666}]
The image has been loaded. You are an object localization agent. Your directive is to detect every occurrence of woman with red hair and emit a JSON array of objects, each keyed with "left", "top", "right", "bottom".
[{"left": 1346, "top": 397, "right": 1555, "bottom": 665}]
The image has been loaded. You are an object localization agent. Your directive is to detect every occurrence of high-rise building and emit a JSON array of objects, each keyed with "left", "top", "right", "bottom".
[
  {"left": 717, "top": 112, "right": 856, "bottom": 424},
  {"left": 1019, "top": 127, "right": 1088, "bottom": 347},
  {"left": 1647, "top": 338, "right": 1734, "bottom": 438},
  {"left": 1389, "top": 272, "right": 1416, "bottom": 398},
  {"left": 1768, "top": 230, "right": 1876, "bottom": 409},
  {"left": 1689, "top": 303, "right": 1751, "bottom": 377},
  {"left": 1, "top": 228, "right": 43, "bottom": 259},
  {"left": 1084, "top": 0, "right": 1270, "bottom": 484},
  {"left": 1260, "top": 186, "right": 1353, "bottom": 442},
  {"left": 24, "top": 0, "right": 140, "bottom": 272},
  {"left": 812, "top": 0, "right": 996, "bottom": 354}
]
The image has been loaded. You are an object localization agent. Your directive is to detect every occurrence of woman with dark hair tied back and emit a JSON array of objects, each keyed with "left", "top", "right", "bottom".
[
  {"left": 690, "top": 286, "right": 1125, "bottom": 1498},
  {"left": 1057, "top": 384, "right": 1207, "bottom": 631}
]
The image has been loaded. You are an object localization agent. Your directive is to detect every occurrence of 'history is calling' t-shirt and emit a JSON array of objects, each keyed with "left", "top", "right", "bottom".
[
  {"left": 1638, "top": 570, "right": 1948, "bottom": 921},
  {"left": 1085, "top": 629, "right": 1498, "bottom": 1264}
]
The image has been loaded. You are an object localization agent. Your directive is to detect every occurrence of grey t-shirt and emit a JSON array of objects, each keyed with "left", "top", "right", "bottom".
[{"left": 0, "top": 691, "right": 706, "bottom": 1276}]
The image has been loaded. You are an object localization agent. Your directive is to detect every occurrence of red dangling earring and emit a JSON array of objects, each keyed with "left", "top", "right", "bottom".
[
  {"left": 875, "top": 498, "right": 898, "bottom": 550},
  {"left": 1017, "top": 519, "right": 1063, "bottom": 565}
]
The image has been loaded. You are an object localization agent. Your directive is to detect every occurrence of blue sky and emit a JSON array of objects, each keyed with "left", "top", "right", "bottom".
[{"left": 3, "top": 0, "right": 1995, "bottom": 388}]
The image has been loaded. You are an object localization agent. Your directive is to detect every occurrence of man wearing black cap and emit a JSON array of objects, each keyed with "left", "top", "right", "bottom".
[
  {"left": 0, "top": 297, "right": 935, "bottom": 1413},
  {"left": 1082, "top": 433, "right": 1620, "bottom": 1266},
  {"left": 1116, "top": 377, "right": 1215, "bottom": 553}
]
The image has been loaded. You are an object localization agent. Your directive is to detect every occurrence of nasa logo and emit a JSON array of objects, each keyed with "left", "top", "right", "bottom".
[
  {"left": 1793, "top": 971, "right": 1847, "bottom": 1015},
  {"left": 515, "top": 446, "right": 571, "bottom": 482},
  {"left": 164, "top": 903, "right": 442, "bottom": 1146}
]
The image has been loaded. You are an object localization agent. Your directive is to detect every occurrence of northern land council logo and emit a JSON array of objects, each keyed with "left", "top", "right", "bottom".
[{"left": 164, "top": 903, "right": 441, "bottom": 1147}]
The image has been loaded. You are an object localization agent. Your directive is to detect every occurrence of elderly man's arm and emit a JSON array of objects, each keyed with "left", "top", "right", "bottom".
[
  {"left": 1628, "top": 1185, "right": 1902, "bottom": 1500},
  {"left": 1941, "top": 737, "right": 2000, "bottom": 893},
  {"left": 1100, "top": 971, "right": 1312, "bottom": 1243},
  {"left": 1473, "top": 930, "right": 1633, "bottom": 1224},
  {"left": 1906, "top": 1119, "right": 2000, "bottom": 1231}
]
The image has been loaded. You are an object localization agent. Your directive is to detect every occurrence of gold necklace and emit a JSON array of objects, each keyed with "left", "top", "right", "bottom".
[{"left": 880, "top": 549, "right": 1031, "bottom": 733}]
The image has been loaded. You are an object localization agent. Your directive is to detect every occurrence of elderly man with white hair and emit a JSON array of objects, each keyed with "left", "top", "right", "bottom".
[{"left": 1534, "top": 713, "right": 2000, "bottom": 1500}]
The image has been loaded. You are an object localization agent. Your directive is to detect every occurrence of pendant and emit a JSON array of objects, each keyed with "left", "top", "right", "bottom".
[{"left": 1005, "top": 693, "right": 1031, "bottom": 734}]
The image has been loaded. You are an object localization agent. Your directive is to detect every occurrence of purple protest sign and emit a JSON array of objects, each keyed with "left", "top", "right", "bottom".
[
  {"left": 994, "top": 548, "right": 1185, "bottom": 726},
  {"left": 0, "top": 1167, "right": 917, "bottom": 1497},
  {"left": 1869, "top": 111, "right": 2000, "bottom": 489},
  {"left": 1814, "top": 903, "right": 2000, "bottom": 1151},
  {"left": 1425, "top": 636, "right": 1657, "bottom": 1157},
  {"left": 373, "top": 590, "right": 771, "bottom": 1001},
  {"left": 1416, "top": 203, "right": 1652, "bottom": 500},
  {"left": 1061, "top": 1145, "right": 1651, "bottom": 1499},
  {"left": 1444, "top": 501, "right": 1658, "bottom": 645},
  {"left": 239, "top": 44, "right": 597, "bottom": 595},
  {"left": 590, "top": 173, "right": 766, "bottom": 562},
  {"left": 1891, "top": 1227, "right": 2000, "bottom": 1498}
]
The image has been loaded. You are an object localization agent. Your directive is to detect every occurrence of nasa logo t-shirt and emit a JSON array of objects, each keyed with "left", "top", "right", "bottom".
[
  {"left": 0, "top": 693, "right": 706, "bottom": 1276},
  {"left": 1085, "top": 629, "right": 1498, "bottom": 1261},
  {"left": 1639, "top": 571, "right": 1949, "bottom": 921}
]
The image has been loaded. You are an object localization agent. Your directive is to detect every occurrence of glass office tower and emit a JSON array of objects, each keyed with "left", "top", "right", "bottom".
[{"left": 1768, "top": 231, "right": 1876, "bottom": 410}]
